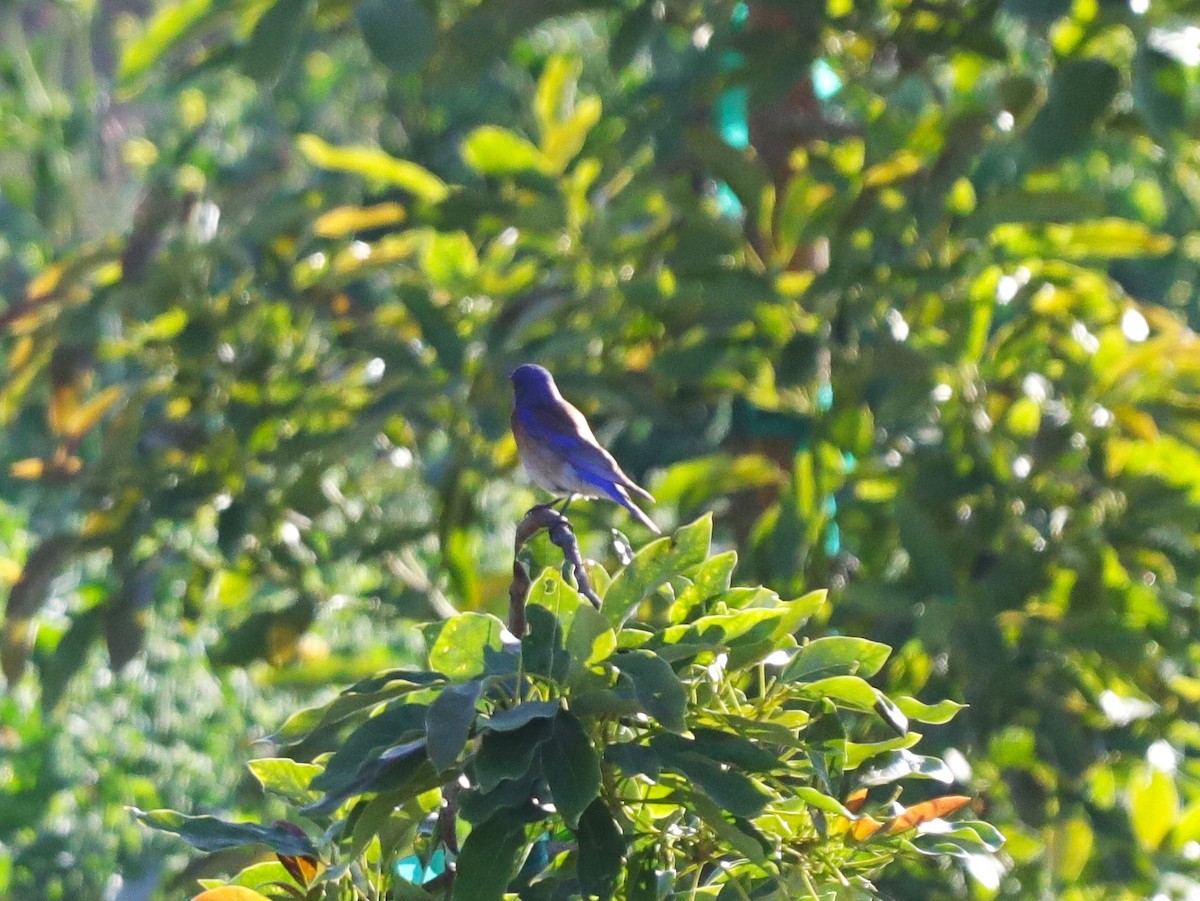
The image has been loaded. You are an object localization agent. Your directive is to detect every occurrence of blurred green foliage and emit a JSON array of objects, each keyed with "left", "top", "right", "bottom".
[{"left": 2, "top": 0, "right": 1200, "bottom": 897}]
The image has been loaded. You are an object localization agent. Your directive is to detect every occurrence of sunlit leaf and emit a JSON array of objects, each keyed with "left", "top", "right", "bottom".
[
  {"left": 605, "top": 515, "right": 712, "bottom": 627},
  {"left": 119, "top": 0, "right": 213, "bottom": 88},
  {"left": 296, "top": 135, "right": 448, "bottom": 202},
  {"left": 312, "top": 203, "right": 406, "bottom": 237},
  {"left": 1129, "top": 765, "right": 1178, "bottom": 851},
  {"left": 246, "top": 758, "right": 322, "bottom": 806},
  {"left": 462, "top": 126, "right": 552, "bottom": 176}
]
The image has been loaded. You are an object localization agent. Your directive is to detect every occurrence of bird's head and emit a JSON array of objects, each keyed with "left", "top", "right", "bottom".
[{"left": 510, "top": 364, "right": 559, "bottom": 402}]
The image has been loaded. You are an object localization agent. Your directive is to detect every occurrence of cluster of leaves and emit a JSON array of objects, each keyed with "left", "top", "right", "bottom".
[
  {"left": 2, "top": 0, "right": 1200, "bottom": 898},
  {"left": 141, "top": 518, "right": 999, "bottom": 900}
]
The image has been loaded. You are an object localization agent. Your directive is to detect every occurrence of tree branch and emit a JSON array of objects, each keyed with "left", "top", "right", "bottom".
[{"left": 509, "top": 504, "right": 602, "bottom": 634}]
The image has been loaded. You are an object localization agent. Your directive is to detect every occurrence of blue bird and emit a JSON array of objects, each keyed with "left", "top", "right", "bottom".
[{"left": 510, "top": 364, "right": 659, "bottom": 534}]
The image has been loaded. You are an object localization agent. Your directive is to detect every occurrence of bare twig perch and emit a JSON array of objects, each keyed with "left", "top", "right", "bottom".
[{"left": 509, "top": 504, "right": 602, "bottom": 634}]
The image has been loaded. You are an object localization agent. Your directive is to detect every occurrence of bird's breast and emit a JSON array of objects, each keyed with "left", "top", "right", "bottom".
[{"left": 512, "top": 415, "right": 596, "bottom": 497}]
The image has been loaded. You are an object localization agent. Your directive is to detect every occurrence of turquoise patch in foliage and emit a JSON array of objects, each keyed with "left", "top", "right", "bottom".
[
  {"left": 813, "top": 59, "right": 842, "bottom": 100},
  {"left": 395, "top": 848, "right": 446, "bottom": 884}
]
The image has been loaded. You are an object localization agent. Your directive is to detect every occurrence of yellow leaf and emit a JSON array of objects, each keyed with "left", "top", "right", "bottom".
[
  {"left": 48, "top": 384, "right": 79, "bottom": 437},
  {"left": 542, "top": 96, "right": 602, "bottom": 172},
  {"left": 312, "top": 202, "right": 406, "bottom": 237},
  {"left": 9, "top": 336, "right": 34, "bottom": 372},
  {"left": 60, "top": 386, "right": 124, "bottom": 439},
  {"left": 535, "top": 56, "right": 579, "bottom": 133},
  {"left": 26, "top": 263, "right": 65, "bottom": 301},
  {"left": 1130, "top": 765, "right": 1178, "bottom": 851},
  {"left": 10, "top": 458, "right": 45, "bottom": 480},
  {"left": 776, "top": 271, "right": 815, "bottom": 297},
  {"left": 1049, "top": 816, "right": 1093, "bottom": 882},
  {"left": 1113, "top": 405, "right": 1159, "bottom": 442},
  {"left": 296, "top": 135, "right": 448, "bottom": 203},
  {"left": 863, "top": 150, "right": 921, "bottom": 188}
]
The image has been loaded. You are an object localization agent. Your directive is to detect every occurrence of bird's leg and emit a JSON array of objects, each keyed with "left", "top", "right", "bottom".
[
  {"left": 554, "top": 494, "right": 576, "bottom": 517},
  {"left": 525, "top": 500, "right": 557, "bottom": 518}
]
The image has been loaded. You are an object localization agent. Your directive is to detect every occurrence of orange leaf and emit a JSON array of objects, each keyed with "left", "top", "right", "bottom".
[
  {"left": 850, "top": 815, "right": 885, "bottom": 840},
  {"left": 192, "top": 888, "right": 273, "bottom": 901},
  {"left": 278, "top": 853, "right": 321, "bottom": 886},
  {"left": 885, "top": 795, "right": 972, "bottom": 834},
  {"left": 845, "top": 787, "right": 869, "bottom": 814}
]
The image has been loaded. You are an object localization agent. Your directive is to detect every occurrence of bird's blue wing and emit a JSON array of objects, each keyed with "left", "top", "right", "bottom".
[{"left": 517, "top": 400, "right": 653, "bottom": 501}]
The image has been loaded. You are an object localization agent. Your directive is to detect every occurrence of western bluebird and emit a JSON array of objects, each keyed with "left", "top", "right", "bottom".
[{"left": 510, "top": 364, "right": 659, "bottom": 534}]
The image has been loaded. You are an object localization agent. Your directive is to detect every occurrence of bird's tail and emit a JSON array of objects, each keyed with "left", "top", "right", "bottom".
[{"left": 611, "top": 484, "right": 661, "bottom": 535}]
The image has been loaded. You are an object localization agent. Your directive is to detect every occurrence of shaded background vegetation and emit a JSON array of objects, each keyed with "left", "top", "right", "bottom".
[{"left": 2, "top": 0, "right": 1200, "bottom": 897}]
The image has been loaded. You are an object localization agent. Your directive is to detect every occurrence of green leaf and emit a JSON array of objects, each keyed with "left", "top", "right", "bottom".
[
  {"left": 482, "top": 700, "right": 561, "bottom": 732},
  {"left": 242, "top": 0, "right": 311, "bottom": 86},
  {"left": 793, "top": 786, "right": 853, "bottom": 817},
  {"left": 894, "top": 697, "right": 965, "bottom": 725},
  {"left": 686, "top": 728, "right": 782, "bottom": 772},
  {"left": 453, "top": 812, "right": 528, "bottom": 901},
  {"left": 119, "top": 0, "right": 213, "bottom": 88},
  {"left": 780, "top": 636, "right": 892, "bottom": 682},
  {"left": 459, "top": 770, "right": 539, "bottom": 825},
  {"left": 542, "top": 97, "right": 602, "bottom": 173},
  {"left": 422, "top": 231, "right": 479, "bottom": 288},
  {"left": 522, "top": 604, "right": 568, "bottom": 681},
  {"left": 428, "top": 613, "right": 510, "bottom": 680},
  {"left": 669, "top": 551, "right": 739, "bottom": 621},
  {"left": 357, "top": 0, "right": 434, "bottom": 76},
  {"left": 574, "top": 799, "right": 624, "bottom": 900},
  {"left": 873, "top": 692, "right": 910, "bottom": 737},
  {"left": 246, "top": 758, "right": 322, "bottom": 806},
  {"left": 680, "top": 790, "right": 767, "bottom": 862},
  {"left": 857, "top": 750, "right": 953, "bottom": 787},
  {"left": 305, "top": 740, "right": 435, "bottom": 816},
  {"left": 652, "top": 736, "right": 770, "bottom": 818},
  {"left": 462, "top": 126, "right": 551, "bottom": 176},
  {"left": 310, "top": 703, "right": 428, "bottom": 792},
  {"left": 684, "top": 129, "right": 770, "bottom": 222},
  {"left": 426, "top": 680, "right": 483, "bottom": 771},
  {"left": 1130, "top": 765, "right": 1178, "bottom": 851},
  {"left": 907, "top": 822, "right": 1005, "bottom": 858},
  {"left": 605, "top": 515, "right": 712, "bottom": 626},
  {"left": 528, "top": 567, "right": 587, "bottom": 636},
  {"left": 990, "top": 219, "right": 1174, "bottom": 260},
  {"left": 540, "top": 711, "right": 601, "bottom": 828},
  {"left": 844, "top": 734, "right": 923, "bottom": 769},
  {"left": 614, "top": 650, "right": 688, "bottom": 733},
  {"left": 567, "top": 603, "right": 618, "bottom": 669},
  {"left": 1026, "top": 58, "right": 1119, "bottom": 162},
  {"left": 296, "top": 134, "right": 449, "bottom": 202},
  {"left": 798, "top": 675, "right": 879, "bottom": 710},
  {"left": 38, "top": 604, "right": 103, "bottom": 710},
  {"left": 475, "top": 719, "right": 552, "bottom": 793},
  {"left": 133, "top": 809, "right": 316, "bottom": 857},
  {"left": 534, "top": 56, "right": 577, "bottom": 134}
]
